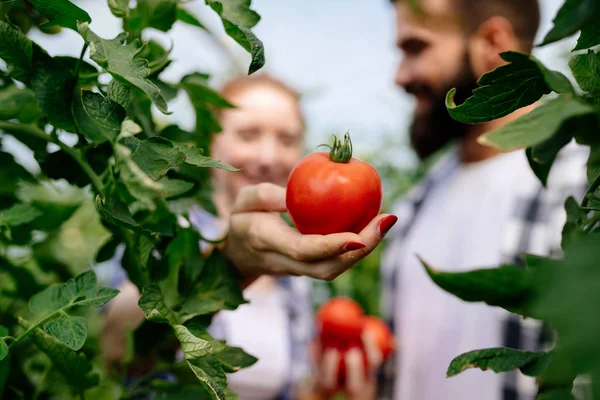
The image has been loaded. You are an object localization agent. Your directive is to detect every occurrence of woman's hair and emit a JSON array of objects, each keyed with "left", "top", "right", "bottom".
[
  {"left": 219, "top": 74, "right": 301, "bottom": 103},
  {"left": 215, "top": 74, "right": 305, "bottom": 129}
]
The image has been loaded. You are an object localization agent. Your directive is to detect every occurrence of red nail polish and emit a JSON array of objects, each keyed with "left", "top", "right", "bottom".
[
  {"left": 343, "top": 242, "right": 366, "bottom": 252},
  {"left": 379, "top": 215, "right": 398, "bottom": 236}
]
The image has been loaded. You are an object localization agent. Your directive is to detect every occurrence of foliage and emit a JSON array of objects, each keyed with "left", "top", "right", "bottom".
[
  {"left": 424, "top": 0, "right": 600, "bottom": 398},
  {"left": 0, "top": 0, "right": 266, "bottom": 398}
]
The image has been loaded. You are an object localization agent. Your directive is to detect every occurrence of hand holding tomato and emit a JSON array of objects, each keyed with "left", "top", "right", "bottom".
[
  {"left": 221, "top": 134, "right": 398, "bottom": 282},
  {"left": 313, "top": 297, "right": 395, "bottom": 399}
]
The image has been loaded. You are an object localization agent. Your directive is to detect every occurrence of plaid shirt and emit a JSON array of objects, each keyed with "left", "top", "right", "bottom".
[{"left": 378, "top": 143, "right": 589, "bottom": 400}]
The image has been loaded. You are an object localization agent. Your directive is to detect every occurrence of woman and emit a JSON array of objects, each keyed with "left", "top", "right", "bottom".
[{"left": 102, "top": 74, "right": 313, "bottom": 399}]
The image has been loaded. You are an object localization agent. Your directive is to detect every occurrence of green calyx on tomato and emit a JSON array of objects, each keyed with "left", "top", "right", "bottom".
[{"left": 318, "top": 132, "right": 353, "bottom": 163}]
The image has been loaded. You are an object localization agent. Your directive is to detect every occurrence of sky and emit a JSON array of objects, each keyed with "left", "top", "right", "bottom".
[{"left": 5, "top": 0, "right": 573, "bottom": 171}]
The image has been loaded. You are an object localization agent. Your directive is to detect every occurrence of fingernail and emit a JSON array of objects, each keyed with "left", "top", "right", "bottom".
[
  {"left": 379, "top": 215, "right": 398, "bottom": 237},
  {"left": 343, "top": 242, "right": 366, "bottom": 252}
]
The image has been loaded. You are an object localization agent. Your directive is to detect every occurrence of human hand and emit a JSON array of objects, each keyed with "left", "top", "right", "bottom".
[{"left": 222, "top": 183, "right": 397, "bottom": 281}]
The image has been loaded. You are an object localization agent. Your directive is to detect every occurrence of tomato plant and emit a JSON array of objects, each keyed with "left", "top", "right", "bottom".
[
  {"left": 417, "top": 0, "right": 600, "bottom": 398},
  {"left": 0, "top": 0, "right": 266, "bottom": 399},
  {"left": 286, "top": 133, "right": 383, "bottom": 235}
]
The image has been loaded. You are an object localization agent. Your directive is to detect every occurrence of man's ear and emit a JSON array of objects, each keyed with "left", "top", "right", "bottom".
[{"left": 468, "top": 16, "right": 520, "bottom": 77}]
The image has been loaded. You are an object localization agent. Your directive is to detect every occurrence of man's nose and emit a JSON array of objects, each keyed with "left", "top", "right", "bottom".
[{"left": 395, "top": 59, "right": 414, "bottom": 89}]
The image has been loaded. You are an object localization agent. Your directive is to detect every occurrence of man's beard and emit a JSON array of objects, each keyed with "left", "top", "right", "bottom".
[{"left": 407, "top": 56, "right": 479, "bottom": 161}]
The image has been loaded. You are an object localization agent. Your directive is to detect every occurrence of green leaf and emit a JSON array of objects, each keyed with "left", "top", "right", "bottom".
[
  {"left": 180, "top": 299, "right": 225, "bottom": 323},
  {"left": 180, "top": 73, "right": 234, "bottom": 108},
  {"left": 447, "top": 348, "right": 550, "bottom": 377},
  {"left": 0, "top": 203, "right": 42, "bottom": 227},
  {"left": 28, "top": 0, "right": 91, "bottom": 31},
  {"left": 216, "top": 345, "right": 257, "bottom": 373},
  {"left": 529, "top": 236, "right": 600, "bottom": 376},
  {"left": 187, "top": 250, "right": 246, "bottom": 313},
  {"left": 160, "top": 177, "right": 194, "bottom": 198},
  {"left": 121, "top": 232, "right": 154, "bottom": 287},
  {"left": 138, "top": 284, "right": 177, "bottom": 324},
  {"left": 0, "top": 85, "right": 41, "bottom": 123},
  {"left": 0, "top": 326, "right": 8, "bottom": 337},
  {"left": 421, "top": 258, "right": 535, "bottom": 315},
  {"left": 23, "top": 320, "right": 99, "bottom": 391},
  {"left": 187, "top": 357, "right": 226, "bottom": 400},
  {"left": 29, "top": 269, "right": 97, "bottom": 314},
  {"left": 569, "top": 50, "right": 600, "bottom": 94},
  {"left": 173, "top": 325, "right": 213, "bottom": 360},
  {"left": 0, "top": 358, "right": 7, "bottom": 394},
  {"left": 537, "top": 390, "right": 576, "bottom": 400},
  {"left": 81, "top": 90, "right": 126, "bottom": 132},
  {"left": 77, "top": 22, "right": 170, "bottom": 114},
  {"left": 43, "top": 313, "right": 87, "bottom": 351},
  {"left": 127, "top": 0, "right": 178, "bottom": 34},
  {"left": 0, "top": 340, "right": 7, "bottom": 361},
  {"left": 562, "top": 197, "right": 585, "bottom": 249},
  {"left": 183, "top": 147, "right": 240, "bottom": 172},
  {"left": 479, "top": 96, "right": 595, "bottom": 151},
  {"left": 95, "top": 194, "right": 150, "bottom": 235},
  {"left": 120, "top": 136, "right": 187, "bottom": 180},
  {"left": 0, "top": 339, "right": 8, "bottom": 361},
  {"left": 526, "top": 118, "right": 577, "bottom": 187},
  {"left": 205, "top": 0, "right": 265, "bottom": 74},
  {"left": 0, "top": 20, "right": 33, "bottom": 82},
  {"left": 108, "top": 79, "right": 131, "bottom": 108},
  {"left": 28, "top": 270, "right": 116, "bottom": 314},
  {"left": 145, "top": 40, "right": 174, "bottom": 77},
  {"left": 446, "top": 52, "right": 573, "bottom": 124},
  {"left": 539, "top": 0, "right": 600, "bottom": 47},
  {"left": 177, "top": 6, "right": 207, "bottom": 30},
  {"left": 31, "top": 55, "right": 78, "bottom": 132},
  {"left": 575, "top": 22, "right": 600, "bottom": 50},
  {"left": 72, "top": 87, "right": 119, "bottom": 143},
  {"left": 108, "top": 0, "right": 130, "bottom": 18},
  {"left": 78, "top": 287, "right": 120, "bottom": 307}
]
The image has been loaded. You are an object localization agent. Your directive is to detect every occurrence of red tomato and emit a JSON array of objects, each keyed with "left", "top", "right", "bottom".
[
  {"left": 286, "top": 133, "right": 382, "bottom": 235},
  {"left": 363, "top": 316, "right": 395, "bottom": 360},
  {"left": 317, "top": 297, "right": 367, "bottom": 389},
  {"left": 317, "top": 297, "right": 364, "bottom": 345}
]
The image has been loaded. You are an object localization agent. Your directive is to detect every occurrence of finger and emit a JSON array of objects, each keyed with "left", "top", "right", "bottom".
[
  {"left": 362, "top": 330, "right": 383, "bottom": 371},
  {"left": 231, "top": 183, "right": 287, "bottom": 213},
  {"left": 358, "top": 213, "right": 399, "bottom": 250},
  {"left": 241, "top": 212, "right": 366, "bottom": 262},
  {"left": 320, "top": 348, "right": 340, "bottom": 391},
  {"left": 345, "top": 348, "right": 366, "bottom": 394}
]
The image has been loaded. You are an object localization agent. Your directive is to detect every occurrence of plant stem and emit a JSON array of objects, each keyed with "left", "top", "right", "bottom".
[
  {"left": 9, "top": 311, "right": 61, "bottom": 349},
  {"left": 0, "top": 121, "right": 105, "bottom": 195},
  {"left": 74, "top": 43, "right": 89, "bottom": 84}
]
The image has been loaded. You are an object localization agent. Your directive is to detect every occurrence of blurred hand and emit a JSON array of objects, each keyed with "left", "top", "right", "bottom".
[
  {"left": 311, "top": 330, "right": 382, "bottom": 400},
  {"left": 222, "top": 183, "right": 398, "bottom": 281}
]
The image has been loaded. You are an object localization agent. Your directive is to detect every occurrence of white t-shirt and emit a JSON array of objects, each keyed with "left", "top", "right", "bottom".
[{"left": 394, "top": 151, "right": 538, "bottom": 400}]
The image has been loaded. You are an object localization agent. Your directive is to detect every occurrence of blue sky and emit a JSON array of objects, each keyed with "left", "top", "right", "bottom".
[{"left": 12, "top": 0, "right": 573, "bottom": 170}]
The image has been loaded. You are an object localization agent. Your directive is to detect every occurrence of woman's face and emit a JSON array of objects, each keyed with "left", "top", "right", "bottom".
[{"left": 210, "top": 85, "right": 304, "bottom": 209}]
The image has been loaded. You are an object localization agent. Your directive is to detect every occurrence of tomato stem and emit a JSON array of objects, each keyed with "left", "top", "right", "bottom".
[{"left": 318, "top": 132, "right": 353, "bottom": 163}]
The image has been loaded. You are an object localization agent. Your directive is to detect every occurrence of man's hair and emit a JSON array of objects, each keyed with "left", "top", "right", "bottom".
[{"left": 392, "top": 0, "right": 540, "bottom": 52}]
